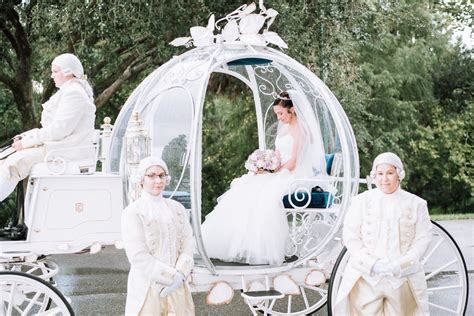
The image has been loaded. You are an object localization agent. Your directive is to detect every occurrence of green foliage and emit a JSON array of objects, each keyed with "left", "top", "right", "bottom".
[
  {"left": 0, "top": 90, "right": 22, "bottom": 143},
  {"left": 408, "top": 45, "right": 473, "bottom": 213},
  {"left": 276, "top": 0, "right": 472, "bottom": 213},
  {"left": 202, "top": 83, "right": 257, "bottom": 217},
  {"left": 0, "top": 0, "right": 472, "bottom": 222}
]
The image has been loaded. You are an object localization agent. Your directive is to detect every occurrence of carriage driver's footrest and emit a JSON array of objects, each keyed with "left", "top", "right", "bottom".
[
  {"left": 0, "top": 223, "right": 27, "bottom": 240},
  {"left": 241, "top": 290, "right": 284, "bottom": 300}
]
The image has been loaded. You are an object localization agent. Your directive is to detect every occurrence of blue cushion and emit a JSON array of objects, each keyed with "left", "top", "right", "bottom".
[
  {"left": 325, "top": 154, "right": 335, "bottom": 175},
  {"left": 227, "top": 58, "right": 273, "bottom": 66},
  {"left": 282, "top": 191, "right": 333, "bottom": 209}
]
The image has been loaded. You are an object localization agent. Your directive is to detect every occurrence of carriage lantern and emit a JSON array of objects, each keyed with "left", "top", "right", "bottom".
[
  {"left": 124, "top": 111, "right": 150, "bottom": 165},
  {"left": 124, "top": 111, "right": 151, "bottom": 201}
]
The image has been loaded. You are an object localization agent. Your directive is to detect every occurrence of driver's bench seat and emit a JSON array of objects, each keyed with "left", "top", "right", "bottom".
[
  {"left": 30, "top": 131, "right": 100, "bottom": 176},
  {"left": 30, "top": 151, "right": 97, "bottom": 176},
  {"left": 18, "top": 130, "right": 123, "bottom": 251}
]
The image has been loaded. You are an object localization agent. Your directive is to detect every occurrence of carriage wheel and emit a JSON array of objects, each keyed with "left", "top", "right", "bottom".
[
  {"left": 0, "top": 259, "right": 60, "bottom": 312},
  {"left": 253, "top": 284, "right": 327, "bottom": 315},
  {"left": 327, "top": 221, "right": 469, "bottom": 315},
  {"left": 0, "top": 271, "right": 73, "bottom": 316},
  {"left": 1, "top": 259, "right": 59, "bottom": 282}
]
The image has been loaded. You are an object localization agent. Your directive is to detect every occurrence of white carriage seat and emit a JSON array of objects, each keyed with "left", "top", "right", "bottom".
[
  {"left": 282, "top": 153, "right": 343, "bottom": 260},
  {"left": 30, "top": 130, "right": 100, "bottom": 176},
  {"left": 282, "top": 153, "right": 342, "bottom": 210}
]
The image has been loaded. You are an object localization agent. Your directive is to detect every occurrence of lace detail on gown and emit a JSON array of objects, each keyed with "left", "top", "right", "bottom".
[
  {"left": 275, "top": 133, "right": 294, "bottom": 165},
  {"left": 201, "top": 134, "right": 294, "bottom": 265}
]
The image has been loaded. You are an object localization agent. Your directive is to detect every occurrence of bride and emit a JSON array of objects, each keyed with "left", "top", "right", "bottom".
[{"left": 201, "top": 90, "right": 327, "bottom": 265}]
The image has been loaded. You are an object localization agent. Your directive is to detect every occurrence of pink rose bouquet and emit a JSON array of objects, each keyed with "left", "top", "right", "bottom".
[{"left": 245, "top": 149, "right": 280, "bottom": 173}]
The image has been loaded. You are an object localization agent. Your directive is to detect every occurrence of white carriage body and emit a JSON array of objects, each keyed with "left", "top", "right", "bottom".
[{"left": 1, "top": 171, "right": 123, "bottom": 257}]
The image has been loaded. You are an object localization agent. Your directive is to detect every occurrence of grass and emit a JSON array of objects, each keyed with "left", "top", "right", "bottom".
[{"left": 430, "top": 213, "right": 474, "bottom": 221}]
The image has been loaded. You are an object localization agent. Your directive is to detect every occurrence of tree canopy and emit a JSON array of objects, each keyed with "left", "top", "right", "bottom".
[{"left": 0, "top": 0, "right": 472, "bottom": 217}]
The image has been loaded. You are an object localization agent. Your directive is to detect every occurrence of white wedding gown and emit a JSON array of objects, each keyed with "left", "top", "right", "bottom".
[{"left": 201, "top": 133, "right": 294, "bottom": 265}]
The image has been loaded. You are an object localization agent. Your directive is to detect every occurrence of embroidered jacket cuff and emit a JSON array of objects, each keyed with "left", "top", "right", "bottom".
[
  {"left": 151, "top": 263, "right": 177, "bottom": 286},
  {"left": 397, "top": 251, "right": 421, "bottom": 277},
  {"left": 175, "top": 253, "right": 194, "bottom": 276}
]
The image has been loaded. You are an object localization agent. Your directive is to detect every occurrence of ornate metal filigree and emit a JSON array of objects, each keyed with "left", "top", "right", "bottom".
[
  {"left": 170, "top": 1, "right": 287, "bottom": 49},
  {"left": 162, "top": 49, "right": 215, "bottom": 86},
  {"left": 283, "top": 177, "right": 343, "bottom": 258}
]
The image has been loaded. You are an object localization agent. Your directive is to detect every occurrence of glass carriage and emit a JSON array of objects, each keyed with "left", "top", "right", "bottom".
[{"left": 0, "top": 4, "right": 469, "bottom": 315}]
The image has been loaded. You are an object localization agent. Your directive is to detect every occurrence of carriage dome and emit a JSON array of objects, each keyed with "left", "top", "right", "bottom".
[{"left": 107, "top": 4, "right": 359, "bottom": 272}]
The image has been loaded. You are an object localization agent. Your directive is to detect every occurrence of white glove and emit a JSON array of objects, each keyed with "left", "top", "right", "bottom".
[
  {"left": 387, "top": 261, "right": 401, "bottom": 276},
  {"left": 371, "top": 259, "right": 393, "bottom": 276},
  {"left": 160, "top": 271, "right": 185, "bottom": 297}
]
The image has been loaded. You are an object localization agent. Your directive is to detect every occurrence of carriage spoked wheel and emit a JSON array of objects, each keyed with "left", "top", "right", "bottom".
[
  {"left": 251, "top": 283, "right": 328, "bottom": 315},
  {"left": 327, "top": 221, "right": 469, "bottom": 315},
  {"left": 1, "top": 258, "right": 60, "bottom": 313},
  {"left": 1, "top": 259, "right": 59, "bottom": 282},
  {"left": 0, "top": 271, "right": 73, "bottom": 316}
]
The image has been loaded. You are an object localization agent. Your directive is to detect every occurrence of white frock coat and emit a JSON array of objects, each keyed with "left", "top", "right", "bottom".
[
  {"left": 1, "top": 79, "right": 96, "bottom": 179},
  {"left": 334, "top": 188, "right": 432, "bottom": 315},
  {"left": 121, "top": 193, "right": 195, "bottom": 315}
]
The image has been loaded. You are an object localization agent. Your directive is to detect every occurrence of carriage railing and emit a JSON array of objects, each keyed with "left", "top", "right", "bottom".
[
  {"left": 283, "top": 173, "right": 377, "bottom": 259},
  {"left": 283, "top": 176, "right": 343, "bottom": 259}
]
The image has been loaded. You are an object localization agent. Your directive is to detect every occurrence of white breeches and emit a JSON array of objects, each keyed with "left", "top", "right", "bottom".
[
  {"left": 0, "top": 147, "right": 43, "bottom": 202},
  {"left": 0, "top": 175, "right": 19, "bottom": 202},
  {"left": 348, "top": 278, "right": 417, "bottom": 316},
  {"left": 137, "top": 284, "right": 194, "bottom": 316}
]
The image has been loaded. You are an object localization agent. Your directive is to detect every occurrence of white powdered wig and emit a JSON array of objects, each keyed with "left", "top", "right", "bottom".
[
  {"left": 137, "top": 156, "right": 170, "bottom": 180},
  {"left": 370, "top": 152, "right": 405, "bottom": 180},
  {"left": 52, "top": 53, "right": 94, "bottom": 100},
  {"left": 52, "top": 53, "right": 84, "bottom": 78}
]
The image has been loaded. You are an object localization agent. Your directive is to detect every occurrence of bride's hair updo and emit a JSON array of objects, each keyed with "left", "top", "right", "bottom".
[{"left": 273, "top": 91, "right": 293, "bottom": 111}]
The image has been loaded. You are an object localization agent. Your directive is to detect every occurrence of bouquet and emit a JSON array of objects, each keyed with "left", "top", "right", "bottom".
[{"left": 245, "top": 149, "right": 280, "bottom": 173}]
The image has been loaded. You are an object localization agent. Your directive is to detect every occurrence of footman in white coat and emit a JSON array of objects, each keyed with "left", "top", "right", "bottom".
[
  {"left": 0, "top": 53, "right": 96, "bottom": 201},
  {"left": 122, "top": 157, "right": 195, "bottom": 316},
  {"left": 335, "top": 152, "right": 433, "bottom": 315}
]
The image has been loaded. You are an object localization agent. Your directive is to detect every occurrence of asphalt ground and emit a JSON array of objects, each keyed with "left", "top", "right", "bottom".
[{"left": 51, "top": 220, "right": 473, "bottom": 315}]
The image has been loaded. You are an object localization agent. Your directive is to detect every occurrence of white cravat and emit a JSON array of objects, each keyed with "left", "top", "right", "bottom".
[{"left": 140, "top": 191, "right": 173, "bottom": 223}]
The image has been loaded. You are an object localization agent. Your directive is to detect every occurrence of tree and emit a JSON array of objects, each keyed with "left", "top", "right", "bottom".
[
  {"left": 162, "top": 134, "right": 189, "bottom": 191},
  {"left": 202, "top": 85, "right": 258, "bottom": 217},
  {"left": 0, "top": 0, "right": 471, "bottom": 217},
  {"left": 0, "top": 0, "right": 35, "bottom": 130},
  {"left": 0, "top": 0, "right": 215, "bottom": 132}
]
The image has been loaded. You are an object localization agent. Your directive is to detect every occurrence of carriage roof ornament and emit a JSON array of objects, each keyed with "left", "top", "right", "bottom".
[{"left": 169, "top": 1, "right": 288, "bottom": 49}]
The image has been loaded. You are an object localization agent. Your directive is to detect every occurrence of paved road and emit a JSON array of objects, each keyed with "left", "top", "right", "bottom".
[{"left": 51, "top": 220, "right": 473, "bottom": 315}]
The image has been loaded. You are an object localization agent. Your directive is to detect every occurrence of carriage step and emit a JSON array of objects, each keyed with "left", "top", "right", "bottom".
[{"left": 241, "top": 290, "right": 284, "bottom": 300}]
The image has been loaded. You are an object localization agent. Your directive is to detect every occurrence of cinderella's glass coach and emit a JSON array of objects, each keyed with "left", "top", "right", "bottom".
[{"left": 0, "top": 3, "right": 468, "bottom": 315}]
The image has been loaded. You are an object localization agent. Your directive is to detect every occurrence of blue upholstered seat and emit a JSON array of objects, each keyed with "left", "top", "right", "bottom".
[
  {"left": 325, "top": 153, "right": 335, "bottom": 175},
  {"left": 281, "top": 153, "right": 336, "bottom": 209}
]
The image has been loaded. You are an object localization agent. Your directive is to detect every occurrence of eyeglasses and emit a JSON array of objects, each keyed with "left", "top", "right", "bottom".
[{"left": 145, "top": 173, "right": 169, "bottom": 181}]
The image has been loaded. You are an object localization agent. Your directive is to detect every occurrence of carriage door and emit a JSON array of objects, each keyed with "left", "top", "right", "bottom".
[{"left": 147, "top": 87, "right": 194, "bottom": 208}]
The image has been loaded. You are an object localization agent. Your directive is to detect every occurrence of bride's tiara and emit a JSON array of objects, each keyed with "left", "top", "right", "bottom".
[{"left": 274, "top": 94, "right": 291, "bottom": 101}]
